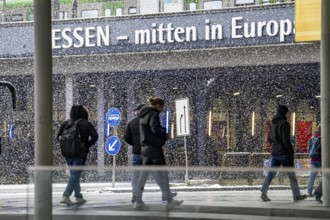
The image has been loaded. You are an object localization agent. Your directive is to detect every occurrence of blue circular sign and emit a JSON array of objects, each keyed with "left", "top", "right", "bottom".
[
  {"left": 105, "top": 136, "right": 121, "bottom": 156},
  {"left": 106, "top": 108, "right": 121, "bottom": 127}
]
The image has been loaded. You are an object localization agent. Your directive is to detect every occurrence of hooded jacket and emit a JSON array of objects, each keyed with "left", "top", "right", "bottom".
[
  {"left": 268, "top": 113, "right": 294, "bottom": 155},
  {"left": 139, "top": 106, "right": 166, "bottom": 158},
  {"left": 57, "top": 105, "right": 98, "bottom": 158}
]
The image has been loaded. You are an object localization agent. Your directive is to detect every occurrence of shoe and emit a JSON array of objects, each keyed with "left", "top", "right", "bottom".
[
  {"left": 75, "top": 197, "right": 86, "bottom": 205},
  {"left": 134, "top": 201, "right": 150, "bottom": 210},
  {"left": 315, "top": 195, "right": 323, "bottom": 203},
  {"left": 162, "top": 192, "right": 178, "bottom": 203},
  {"left": 294, "top": 194, "right": 307, "bottom": 202},
  {"left": 307, "top": 192, "right": 314, "bottom": 197},
  {"left": 60, "top": 196, "right": 73, "bottom": 205},
  {"left": 260, "top": 193, "right": 271, "bottom": 202},
  {"left": 166, "top": 199, "right": 183, "bottom": 210},
  {"left": 131, "top": 196, "right": 136, "bottom": 203}
]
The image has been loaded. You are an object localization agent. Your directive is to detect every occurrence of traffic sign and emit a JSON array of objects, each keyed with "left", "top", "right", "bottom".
[
  {"left": 105, "top": 136, "right": 121, "bottom": 155},
  {"left": 106, "top": 108, "right": 121, "bottom": 127},
  {"left": 175, "top": 98, "right": 190, "bottom": 136}
]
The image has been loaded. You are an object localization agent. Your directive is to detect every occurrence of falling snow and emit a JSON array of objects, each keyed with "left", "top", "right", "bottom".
[{"left": 0, "top": 1, "right": 319, "bottom": 185}]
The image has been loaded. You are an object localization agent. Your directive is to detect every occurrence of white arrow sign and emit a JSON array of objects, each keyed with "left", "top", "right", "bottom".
[
  {"left": 175, "top": 98, "right": 190, "bottom": 137},
  {"left": 109, "top": 139, "right": 118, "bottom": 151}
]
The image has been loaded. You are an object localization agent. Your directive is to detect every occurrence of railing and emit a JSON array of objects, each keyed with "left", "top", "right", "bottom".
[{"left": 220, "top": 152, "right": 309, "bottom": 186}]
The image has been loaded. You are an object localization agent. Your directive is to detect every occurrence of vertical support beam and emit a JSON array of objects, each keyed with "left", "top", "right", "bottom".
[
  {"left": 321, "top": 0, "right": 330, "bottom": 207},
  {"left": 97, "top": 77, "right": 105, "bottom": 174},
  {"left": 195, "top": 79, "right": 208, "bottom": 165},
  {"left": 65, "top": 74, "right": 73, "bottom": 120},
  {"left": 33, "top": 0, "right": 53, "bottom": 220},
  {"left": 126, "top": 77, "right": 139, "bottom": 165}
]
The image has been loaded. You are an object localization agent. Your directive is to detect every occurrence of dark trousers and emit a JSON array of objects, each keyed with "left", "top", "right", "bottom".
[
  {"left": 134, "top": 154, "right": 172, "bottom": 203},
  {"left": 314, "top": 182, "right": 323, "bottom": 197}
]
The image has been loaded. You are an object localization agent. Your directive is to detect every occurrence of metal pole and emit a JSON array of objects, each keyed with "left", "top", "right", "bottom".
[
  {"left": 33, "top": 0, "right": 53, "bottom": 219},
  {"left": 112, "top": 127, "right": 117, "bottom": 188},
  {"left": 321, "top": 0, "right": 330, "bottom": 207},
  {"left": 184, "top": 136, "right": 189, "bottom": 185}
]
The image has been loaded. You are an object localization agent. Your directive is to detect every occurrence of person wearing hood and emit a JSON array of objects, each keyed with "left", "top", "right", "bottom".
[
  {"left": 133, "top": 97, "right": 183, "bottom": 210},
  {"left": 56, "top": 105, "right": 98, "bottom": 205},
  {"left": 123, "top": 103, "right": 177, "bottom": 204},
  {"left": 260, "top": 105, "right": 307, "bottom": 202}
]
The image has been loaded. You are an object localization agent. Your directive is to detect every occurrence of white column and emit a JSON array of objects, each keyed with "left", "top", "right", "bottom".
[{"left": 65, "top": 74, "right": 73, "bottom": 119}]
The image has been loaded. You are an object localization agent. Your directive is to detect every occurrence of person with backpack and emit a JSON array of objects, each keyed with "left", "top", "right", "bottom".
[
  {"left": 56, "top": 105, "right": 98, "bottom": 205},
  {"left": 306, "top": 124, "right": 321, "bottom": 197},
  {"left": 260, "top": 105, "right": 307, "bottom": 202},
  {"left": 133, "top": 97, "right": 183, "bottom": 210}
]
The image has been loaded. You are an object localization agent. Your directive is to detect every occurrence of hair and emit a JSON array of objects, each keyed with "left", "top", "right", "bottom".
[
  {"left": 316, "top": 124, "right": 321, "bottom": 133},
  {"left": 148, "top": 96, "right": 164, "bottom": 107}
]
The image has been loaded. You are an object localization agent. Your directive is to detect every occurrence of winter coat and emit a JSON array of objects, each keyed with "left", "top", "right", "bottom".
[
  {"left": 268, "top": 113, "right": 294, "bottom": 155},
  {"left": 139, "top": 106, "right": 166, "bottom": 158},
  {"left": 123, "top": 117, "right": 142, "bottom": 154},
  {"left": 56, "top": 105, "right": 98, "bottom": 159}
]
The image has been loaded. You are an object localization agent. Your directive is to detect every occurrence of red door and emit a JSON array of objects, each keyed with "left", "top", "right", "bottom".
[{"left": 296, "top": 121, "right": 313, "bottom": 153}]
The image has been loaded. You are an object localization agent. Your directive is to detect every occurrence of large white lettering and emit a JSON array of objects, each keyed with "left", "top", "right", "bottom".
[
  {"left": 280, "top": 19, "right": 292, "bottom": 42},
  {"left": 51, "top": 26, "right": 110, "bottom": 49},
  {"left": 52, "top": 29, "right": 62, "bottom": 49},
  {"left": 51, "top": 17, "right": 293, "bottom": 50},
  {"left": 62, "top": 28, "right": 73, "bottom": 49},
  {"left": 73, "top": 27, "right": 84, "bottom": 48},
  {"left": 135, "top": 23, "right": 197, "bottom": 45},
  {"left": 232, "top": 17, "right": 243, "bottom": 39},
  {"left": 231, "top": 17, "right": 293, "bottom": 42}
]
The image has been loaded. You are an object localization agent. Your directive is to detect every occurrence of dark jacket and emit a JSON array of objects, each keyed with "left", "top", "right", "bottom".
[
  {"left": 268, "top": 113, "right": 294, "bottom": 155},
  {"left": 123, "top": 117, "right": 142, "bottom": 154},
  {"left": 139, "top": 106, "right": 166, "bottom": 158},
  {"left": 57, "top": 105, "right": 98, "bottom": 158}
]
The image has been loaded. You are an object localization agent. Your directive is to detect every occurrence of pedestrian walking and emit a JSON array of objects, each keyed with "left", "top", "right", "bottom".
[
  {"left": 133, "top": 97, "right": 183, "bottom": 210},
  {"left": 306, "top": 124, "right": 321, "bottom": 197},
  {"left": 260, "top": 105, "right": 307, "bottom": 202},
  {"left": 123, "top": 103, "right": 177, "bottom": 203},
  {"left": 57, "top": 105, "right": 98, "bottom": 205}
]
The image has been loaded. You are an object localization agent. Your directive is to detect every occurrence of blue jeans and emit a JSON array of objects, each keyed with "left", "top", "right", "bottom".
[
  {"left": 261, "top": 154, "right": 301, "bottom": 199},
  {"left": 63, "top": 157, "right": 85, "bottom": 198},
  {"left": 306, "top": 161, "right": 321, "bottom": 194},
  {"left": 131, "top": 154, "right": 143, "bottom": 199}
]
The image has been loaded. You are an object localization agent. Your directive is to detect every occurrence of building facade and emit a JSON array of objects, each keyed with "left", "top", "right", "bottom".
[{"left": 0, "top": 2, "right": 320, "bottom": 183}]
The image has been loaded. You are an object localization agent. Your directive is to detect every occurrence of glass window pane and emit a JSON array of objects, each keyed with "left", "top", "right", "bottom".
[
  {"left": 203, "top": 1, "right": 223, "bottom": 10},
  {"left": 81, "top": 10, "right": 99, "bottom": 18}
]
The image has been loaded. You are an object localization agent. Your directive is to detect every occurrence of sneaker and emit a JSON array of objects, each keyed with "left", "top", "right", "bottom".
[
  {"left": 162, "top": 192, "right": 178, "bottom": 203},
  {"left": 307, "top": 192, "right": 314, "bottom": 197},
  {"left": 294, "top": 194, "right": 307, "bottom": 202},
  {"left": 315, "top": 195, "right": 323, "bottom": 203},
  {"left": 75, "top": 197, "right": 86, "bottom": 205},
  {"left": 134, "top": 201, "right": 150, "bottom": 210},
  {"left": 60, "top": 196, "right": 73, "bottom": 205},
  {"left": 166, "top": 199, "right": 183, "bottom": 210},
  {"left": 260, "top": 193, "right": 271, "bottom": 202}
]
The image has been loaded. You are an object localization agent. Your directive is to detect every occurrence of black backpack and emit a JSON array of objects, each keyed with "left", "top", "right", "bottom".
[{"left": 59, "top": 119, "right": 85, "bottom": 157}]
